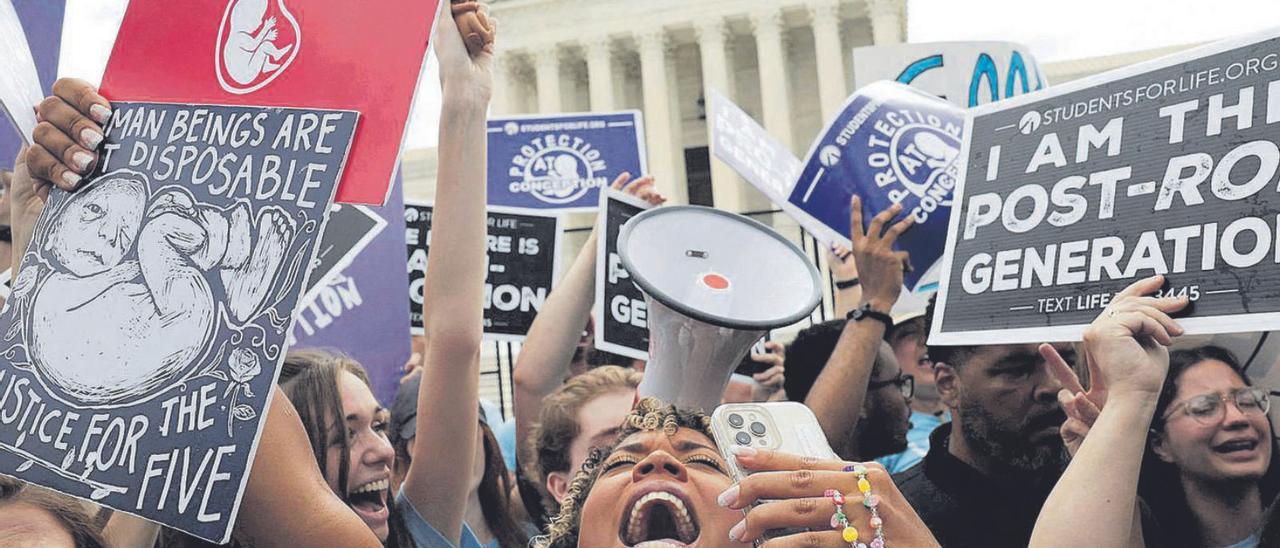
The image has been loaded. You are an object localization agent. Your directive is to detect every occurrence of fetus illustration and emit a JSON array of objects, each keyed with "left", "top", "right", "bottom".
[
  {"left": 894, "top": 128, "right": 961, "bottom": 198},
  {"left": 216, "top": 0, "right": 301, "bottom": 94},
  {"left": 17, "top": 170, "right": 296, "bottom": 407},
  {"left": 546, "top": 154, "right": 584, "bottom": 199}
]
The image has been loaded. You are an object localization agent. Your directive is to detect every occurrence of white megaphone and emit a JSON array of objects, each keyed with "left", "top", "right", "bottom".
[{"left": 618, "top": 206, "right": 822, "bottom": 412}]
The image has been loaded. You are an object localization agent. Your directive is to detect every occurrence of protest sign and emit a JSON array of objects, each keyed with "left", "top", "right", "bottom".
[
  {"left": 0, "top": 102, "right": 356, "bottom": 542},
  {"left": 853, "top": 41, "right": 1048, "bottom": 108},
  {"left": 405, "top": 202, "right": 562, "bottom": 341},
  {"left": 488, "top": 111, "right": 647, "bottom": 212},
  {"left": 291, "top": 180, "right": 411, "bottom": 405},
  {"left": 791, "top": 81, "right": 966, "bottom": 291},
  {"left": 706, "top": 90, "right": 828, "bottom": 238},
  {"left": 303, "top": 204, "right": 385, "bottom": 296},
  {"left": 593, "top": 187, "right": 654, "bottom": 360},
  {"left": 932, "top": 29, "right": 1280, "bottom": 345},
  {"left": 100, "top": 0, "right": 438, "bottom": 205},
  {"left": 0, "top": 0, "right": 63, "bottom": 168},
  {"left": 405, "top": 202, "right": 431, "bottom": 334}
]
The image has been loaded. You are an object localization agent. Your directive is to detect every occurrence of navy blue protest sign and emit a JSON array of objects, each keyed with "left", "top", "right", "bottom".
[
  {"left": 594, "top": 188, "right": 653, "bottom": 361},
  {"left": 488, "top": 111, "right": 647, "bottom": 212},
  {"left": 790, "top": 81, "right": 965, "bottom": 291},
  {"left": 405, "top": 202, "right": 563, "bottom": 341},
  {"left": 0, "top": 1, "right": 64, "bottom": 170},
  {"left": 0, "top": 102, "right": 356, "bottom": 543}
]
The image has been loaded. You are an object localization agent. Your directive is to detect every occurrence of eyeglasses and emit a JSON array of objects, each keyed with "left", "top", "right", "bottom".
[
  {"left": 1162, "top": 387, "right": 1271, "bottom": 425},
  {"left": 869, "top": 373, "right": 914, "bottom": 401}
]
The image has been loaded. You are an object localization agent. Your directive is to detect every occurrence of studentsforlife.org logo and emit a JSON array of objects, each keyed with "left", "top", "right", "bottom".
[{"left": 506, "top": 134, "right": 610, "bottom": 206}]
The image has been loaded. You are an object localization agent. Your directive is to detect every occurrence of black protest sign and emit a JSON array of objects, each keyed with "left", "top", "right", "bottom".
[
  {"left": 932, "top": 30, "right": 1280, "bottom": 345},
  {"left": 0, "top": 102, "right": 356, "bottom": 543},
  {"left": 304, "top": 203, "right": 384, "bottom": 296},
  {"left": 594, "top": 188, "right": 653, "bottom": 360},
  {"left": 404, "top": 201, "right": 431, "bottom": 333},
  {"left": 404, "top": 203, "right": 561, "bottom": 340}
]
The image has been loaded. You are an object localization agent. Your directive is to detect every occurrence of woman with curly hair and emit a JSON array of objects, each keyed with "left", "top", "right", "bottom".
[{"left": 534, "top": 398, "right": 938, "bottom": 547}]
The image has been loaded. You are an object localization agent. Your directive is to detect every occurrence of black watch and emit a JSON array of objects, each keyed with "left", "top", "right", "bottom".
[{"left": 847, "top": 304, "right": 893, "bottom": 329}]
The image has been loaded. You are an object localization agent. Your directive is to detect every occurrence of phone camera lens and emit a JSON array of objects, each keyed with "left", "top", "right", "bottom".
[
  {"left": 735, "top": 432, "right": 752, "bottom": 446},
  {"left": 750, "top": 422, "right": 766, "bottom": 436},
  {"left": 728, "top": 413, "right": 744, "bottom": 427}
]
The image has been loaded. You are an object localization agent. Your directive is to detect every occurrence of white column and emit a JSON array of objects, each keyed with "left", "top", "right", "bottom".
[
  {"left": 867, "top": 0, "right": 904, "bottom": 45},
  {"left": 810, "top": 1, "right": 848, "bottom": 121},
  {"left": 752, "top": 9, "right": 794, "bottom": 152},
  {"left": 490, "top": 54, "right": 514, "bottom": 115},
  {"left": 535, "top": 46, "right": 563, "bottom": 113},
  {"left": 636, "top": 29, "right": 688, "bottom": 204},
  {"left": 697, "top": 20, "right": 743, "bottom": 213},
  {"left": 665, "top": 46, "right": 688, "bottom": 202},
  {"left": 585, "top": 37, "right": 617, "bottom": 111}
]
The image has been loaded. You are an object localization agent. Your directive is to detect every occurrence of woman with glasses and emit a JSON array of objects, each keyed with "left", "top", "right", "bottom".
[
  {"left": 1135, "top": 345, "right": 1280, "bottom": 548},
  {"left": 1031, "top": 281, "right": 1280, "bottom": 547}
]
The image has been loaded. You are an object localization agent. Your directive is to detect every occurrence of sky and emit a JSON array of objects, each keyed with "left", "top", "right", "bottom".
[{"left": 56, "top": 0, "right": 1280, "bottom": 151}]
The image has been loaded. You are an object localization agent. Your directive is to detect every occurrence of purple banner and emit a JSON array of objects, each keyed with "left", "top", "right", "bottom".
[
  {"left": 1, "top": 0, "right": 64, "bottom": 170},
  {"left": 289, "top": 178, "right": 412, "bottom": 404}
]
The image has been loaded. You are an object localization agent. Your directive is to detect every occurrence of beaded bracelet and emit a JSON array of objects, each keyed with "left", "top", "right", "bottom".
[{"left": 838, "top": 464, "right": 886, "bottom": 548}]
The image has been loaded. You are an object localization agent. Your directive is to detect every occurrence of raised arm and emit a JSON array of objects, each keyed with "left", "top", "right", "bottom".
[
  {"left": 1030, "top": 275, "right": 1188, "bottom": 548},
  {"left": 804, "top": 197, "right": 912, "bottom": 458},
  {"left": 512, "top": 174, "right": 660, "bottom": 455},
  {"left": 401, "top": 3, "right": 495, "bottom": 543}
]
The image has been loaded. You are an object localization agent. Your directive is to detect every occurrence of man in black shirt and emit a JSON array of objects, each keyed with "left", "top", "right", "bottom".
[{"left": 892, "top": 301, "right": 1074, "bottom": 547}]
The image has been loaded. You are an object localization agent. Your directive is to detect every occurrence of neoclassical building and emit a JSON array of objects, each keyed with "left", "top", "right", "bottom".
[{"left": 483, "top": 0, "right": 905, "bottom": 214}]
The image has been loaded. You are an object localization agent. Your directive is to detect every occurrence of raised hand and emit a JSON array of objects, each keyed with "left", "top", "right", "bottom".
[
  {"left": 29, "top": 78, "right": 112, "bottom": 191},
  {"left": 1083, "top": 275, "right": 1188, "bottom": 399},
  {"left": 848, "top": 196, "right": 914, "bottom": 312},
  {"left": 749, "top": 341, "right": 786, "bottom": 402},
  {"left": 435, "top": 0, "right": 496, "bottom": 100},
  {"left": 611, "top": 172, "right": 664, "bottom": 206},
  {"left": 1041, "top": 344, "right": 1102, "bottom": 457}
]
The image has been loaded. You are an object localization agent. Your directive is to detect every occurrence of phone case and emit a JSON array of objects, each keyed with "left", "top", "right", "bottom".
[{"left": 709, "top": 402, "right": 838, "bottom": 483}]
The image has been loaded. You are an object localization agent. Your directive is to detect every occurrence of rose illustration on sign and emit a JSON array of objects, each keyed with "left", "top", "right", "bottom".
[{"left": 216, "top": 0, "right": 301, "bottom": 95}]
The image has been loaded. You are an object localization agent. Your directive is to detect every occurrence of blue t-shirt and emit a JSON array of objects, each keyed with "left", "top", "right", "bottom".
[
  {"left": 495, "top": 417, "right": 518, "bottom": 471},
  {"left": 396, "top": 488, "right": 499, "bottom": 548},
  {"left": 877, "top": 410, "right": 948, "bottom": 474}
]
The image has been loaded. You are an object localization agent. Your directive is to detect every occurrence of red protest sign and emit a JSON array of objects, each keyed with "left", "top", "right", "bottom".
[{"left": 101, "top": 0, "right": 439, "bottom": 205}]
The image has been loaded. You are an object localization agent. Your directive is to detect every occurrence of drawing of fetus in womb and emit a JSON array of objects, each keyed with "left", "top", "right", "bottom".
[
  {"left": 220, "top": 0, "right": 297, "bottom": 88},
  {"left": 23, "top": 170, "right": 296, "bottom": 406}
]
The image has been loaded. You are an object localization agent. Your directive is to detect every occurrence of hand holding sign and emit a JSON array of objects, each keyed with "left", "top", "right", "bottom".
[
  {"left": 1081, "top": 275, "right": 1188, "bottom": 400},
  {"left": 611, "top": 172, "right": 665, "bottom": 206},
  {"left": 27, "top": 78, "right": 111, "bottom": 192},
  {"left": 849, "top": 196, "right": 915, "bottom": 312}
]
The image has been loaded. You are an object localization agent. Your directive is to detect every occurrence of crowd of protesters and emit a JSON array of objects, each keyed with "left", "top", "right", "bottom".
[{"left": 2, "top": 2, "right": 1280, "bottom": 548}]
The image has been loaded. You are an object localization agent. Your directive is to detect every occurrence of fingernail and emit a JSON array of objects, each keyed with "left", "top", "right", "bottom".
[
  {"left": 728, "top": 519, "right": 746, "bottom": 541},
  {"left": 71, "top": 151, "right": 94, "bottom": 172},
  {"left": 717, "top": 484, "right": 739, "bottom": 507},
  {"left": 730, "top": 445, "right": 757, "bottom": 458},
  {"left": 81, "top": 129, "right": 103, "bottom": 149},
  {"left": 62, "top": 171, "right": 82, "bottom": 188},
  {"left": 90, "top": 104, "right": 112, "bottom": 124}
]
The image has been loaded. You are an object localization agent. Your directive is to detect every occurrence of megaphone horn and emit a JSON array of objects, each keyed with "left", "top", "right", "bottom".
[{"left": 617, "top": 206, "right": 822, "bottom": 412}]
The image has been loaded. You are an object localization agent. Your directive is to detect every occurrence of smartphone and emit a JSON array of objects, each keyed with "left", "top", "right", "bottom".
[
  {"left": 711, "top": 402, "right": 837, "bottom": 544},
  {"left": 710, "top": 402, "right": 837, "bottom": 483}
]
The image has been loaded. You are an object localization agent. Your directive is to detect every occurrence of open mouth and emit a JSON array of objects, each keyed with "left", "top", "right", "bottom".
[
  {"left": 1214, "top": 439, "right": 1260, "bottom": 454},
  {"left": 619, "top": 488, "right": 701, "bottom": 547},
  {"left": 348, "top": 478, "right": 389, "bottom": 523}
]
